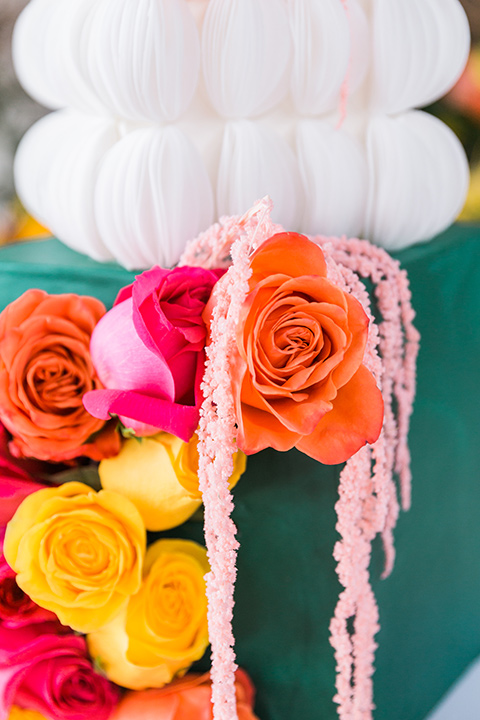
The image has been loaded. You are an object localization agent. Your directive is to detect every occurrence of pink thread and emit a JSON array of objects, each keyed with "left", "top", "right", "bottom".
[
  {"left": 313, "top": 234, "right": 419, "bottom": 719},
  {"left": 337, "top": 0, "right": 351, "bottom": 129},
  {"left": 184, "top": 204, "right": 419, "bottom": 720},
  {"left": 190, "top": 199, "right": 280, "bottom": 720}
]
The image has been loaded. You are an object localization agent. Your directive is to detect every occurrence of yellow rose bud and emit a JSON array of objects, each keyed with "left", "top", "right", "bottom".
[
  {"left": 87, "top": 539, "right": 209, "bottom": 689},
  {"left": 4, "top": 482, "right": 146, "bottom": 633},
  {"left": 174, "top": 432, "right": 247, "bottom": 498},
  {"left": 87, "top": 609, "right": 173, "bottom": 690},
  {"left": 8, "top": 708, "right": 49, "bottom": 720},
  {"left": 98, "top": 433, "right": 246, "bottom": 531}
]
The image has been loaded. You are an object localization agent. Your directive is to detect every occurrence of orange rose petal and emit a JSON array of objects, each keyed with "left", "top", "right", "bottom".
[
  {"left": 153, "top": 673, "right": 211, "bottom": 697},
  {"left": 249, "top": 233, "right": 327, "bottom": 284},
  {"left": 331, "top": 293, "right": 369, "bottom": 389},
  {"left": 111, "top": 692, "right": 180, "bottom": 720},
  {"left": 0, "top": 289, "right": 115, "bottom": 462},
  {"left": 112, "top": 672, "right": 258, "bottom": 720},
  {"left": 234, "top": 668, "right": 255, "bottom": 707},
  {"left": 238, "top": 400, "right": 300, "bottom": 454},
  {"left": 31, "top": 294, "right": 105, "bottom": 331},
  {"left": 267, "top": 390, "right": 333, "bottom": 435},
  {"left": 296, "top": 365, "right": 384, "bottom": 465},
  {"left": 177, "top": 687, "right": 214, "bottom": 720},
  {"left": 278, "top": 275, "right": 348, "bottom": 309},
  {"left": 0, "top": 290, "right": 45, "bottom": 336},
  {"left": 79, "top": 421, "right": 121, "bottom": 461}
]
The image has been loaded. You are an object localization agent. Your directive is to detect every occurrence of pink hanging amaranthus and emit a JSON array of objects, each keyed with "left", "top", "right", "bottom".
[
  {"left": 319, "top": 235, "right": 420, "bottom": 719},
  {"left": 180, "top": 200, "right": 419, "bottom": 720},
  {"left": 180, "top": 199, "right": 281, "bottom": 720}
]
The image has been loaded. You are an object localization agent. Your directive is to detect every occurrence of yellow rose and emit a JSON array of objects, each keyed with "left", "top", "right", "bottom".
[
  {"left": 87, "top": 539, "right": 209, "bottom": 689},
  {"left": 173, "top": 433, "right": 246, "bottom": 498},
  {"left": 4, "top": 482, "right": 145, "bottom": 633},
  {"left": 99, "top": 433, "right": 246, "bottom": 531},
  {"left": 8, "top": 708, "right": 48, "bottom": 720}
]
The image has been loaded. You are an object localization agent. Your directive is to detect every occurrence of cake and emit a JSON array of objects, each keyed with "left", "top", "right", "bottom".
[{"left": 1, "top": 2, "right": 479, "bottom": 720}]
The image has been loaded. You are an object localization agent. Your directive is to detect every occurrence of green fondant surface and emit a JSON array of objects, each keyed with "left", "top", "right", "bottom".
[{"left": 1, "top": 226, "right": 479, "bottom": 719}]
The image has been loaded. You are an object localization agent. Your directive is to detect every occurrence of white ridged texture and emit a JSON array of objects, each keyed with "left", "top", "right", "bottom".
[
  {"left": 94, "top": 126, "right": 214, "bottom": 269},
  {"left": 288, "top": 0, "right": 369, "bottom": 115},
  {"left": 13, "top": 0, "right": 64, "bottom": 109},
  {"left": 202, "top": 0, "right": 291, "bottom": 118},
  {"left": 370, "top": 0, "right": 470, "bottom": 114},
  {"left": 15, "top": 110, "right": 118, "bottom": 260},
  {"left": 288, "top": 0, "right": 350, "bottom": 115},
  {"left": 365, "top": 111, "right": 470, "bottom": 250},
  {"left": 40, "top": 0, "right": 107, "bottom": 114},
  {"left": 296, "top": 120, "right": 367, "bottom": 238},
  {"left": 80, "top": 0, "right": 200, "bottom": 123},
  {"left": 217, "top": 120, "right": 300, "bottom": 229}
]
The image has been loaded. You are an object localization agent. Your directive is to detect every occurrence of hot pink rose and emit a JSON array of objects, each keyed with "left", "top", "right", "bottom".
[
  {"left": 0, "top": 475, "right": 44, "bottom": 529},
  {"left": 0, "top": 622, "right": 119, "bottom": 720},
  {"left": 0, "top": 432, "right": 51, "bottom": 628},
  {"left": 0, "top": 529, "right": 54, "bottom": 629},
  {"left": 0, "top": 426, "right": 46, "bottom": 527},
  {"left": 83, "top": 266, "right": 222, "bottom": 441}
]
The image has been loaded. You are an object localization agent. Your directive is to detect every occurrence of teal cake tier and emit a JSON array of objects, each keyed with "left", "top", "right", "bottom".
[{"left": 1, "top": 225, "right": 479, "bottom": 720}]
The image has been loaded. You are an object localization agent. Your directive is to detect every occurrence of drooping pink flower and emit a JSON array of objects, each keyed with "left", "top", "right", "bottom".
[
  {"left": 0, "top": 622, "right": 119, "bottom": 720},
  {"left": 84, "top": 266, "right": 223, "bottom": 441}
]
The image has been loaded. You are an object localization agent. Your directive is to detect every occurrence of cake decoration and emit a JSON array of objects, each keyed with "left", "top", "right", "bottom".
[
  {"left": 182, "top": 198, "right": 419, "bottom": 719},
  {"left": 0, "top": 289, "right": 120, "bottom": 462},
  {"left": 0, "top": 197, "right": 419, "bottom": 720},
  {"left": 4, "top": 0, "right": 476, "bottom": 717},
  {"left": 12, "top": 0, "right": 470, "bottom": 267}
]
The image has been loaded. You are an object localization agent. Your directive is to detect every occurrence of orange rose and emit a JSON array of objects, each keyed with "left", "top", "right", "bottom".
[
  {"left": 111, "top": 669, "right": 259, "bottom": 720},
  {"left": 0, "top": 290, "right": 120, "bottom": 461},
  {"left": 216, "top": 233, "right": 383, "bottom": 464}
]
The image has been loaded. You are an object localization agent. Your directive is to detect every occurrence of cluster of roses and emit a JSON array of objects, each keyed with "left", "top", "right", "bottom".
[
  {"left": 0, "top": 264, "right": 251, "bottom": 720},
  {"left": 0, "top": 231, "right": 383, "bottom": 720}
]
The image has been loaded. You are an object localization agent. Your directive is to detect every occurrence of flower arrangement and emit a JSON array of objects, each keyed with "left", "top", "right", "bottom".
[{"left": 0, "top": 199, "right": 418, "bottom": 720}]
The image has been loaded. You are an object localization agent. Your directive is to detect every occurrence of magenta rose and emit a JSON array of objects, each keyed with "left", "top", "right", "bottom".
[
  {"left": 0, "top": 429, "right": 51, "bottom": 628},
  {"left": 0, "top": 426, "right": 46, "bottom": 527},
  {"left": 0, "top": 528, "right": 55, "bottom": 628},
  {"left": 0, "top": 475, "right": 45, "bottom": 528},
  {"left": 83, "top": 265, "right": 222, "bottom": 441},
  {"left": 0, "top": 621, "right": 119, "bottom": 720}
]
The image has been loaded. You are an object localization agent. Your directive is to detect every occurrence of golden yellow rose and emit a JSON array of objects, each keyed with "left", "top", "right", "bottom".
[
  {"left": 99, "top": 432, "right": 246, "bottom": 531},
  {"left": 8, "top": 708, "right": 48, "bottom": 720},
  {"left": 4, "top": 482, "right": 145, "bottom": 633},
  {"left": 87, "top": 539, "right": 209, "bottom": 689},
  {"left": 173, "top": 433, "right": 246, "bottom": 498}
]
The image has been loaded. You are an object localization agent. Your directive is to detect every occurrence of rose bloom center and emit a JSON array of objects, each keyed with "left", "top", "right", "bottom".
[
  {"left": 42, "top": 519, "right": 124, "bottom": 590},
  {"left": 25, "top": 347, "right": 91, "bottom": 414},
  {"left": 261, "top": 304, "right": 334, "bottom": 372},
  {"left": 147, "top": 566, "right": 200, "bottom": 638}
]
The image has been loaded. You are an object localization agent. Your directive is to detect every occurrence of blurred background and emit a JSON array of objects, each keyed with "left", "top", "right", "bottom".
[{"left": 1, "top": 0, "right": 480, "bottom": 245}]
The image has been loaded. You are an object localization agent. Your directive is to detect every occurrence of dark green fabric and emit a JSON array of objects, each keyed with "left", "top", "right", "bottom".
[{"left": 1, "top": 227, "right": 479, "bottom": 719}]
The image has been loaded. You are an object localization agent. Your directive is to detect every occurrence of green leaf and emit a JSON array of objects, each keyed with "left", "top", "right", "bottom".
[{"left": 48, "top": 465, "right": 102, "bottom": 491}]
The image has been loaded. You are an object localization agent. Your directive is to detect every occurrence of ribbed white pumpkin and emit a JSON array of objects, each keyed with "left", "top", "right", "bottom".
[
  {"left": 288, "top": 0, "right": 369, "bottom": 115},
  {"left": 94, "top": 126, "right": 214, "bottom": 269},
  {"left": 296, "top": 120, "right": 367, "bottom": 238},
  {"left": 370, "top": 0, "right": 470, "bottom": 113},
  {"left": 15, "top": 110, "right": 118, "bottom": 260},
  {"left": 202, "top": 0, "right": 291, "bottom": 118},
  {"left": 81, "top": 0, "right": 200, "bottom": 123},
  {"left": 12, "top": 0, "right": 471, "bottom": 267},
  {"left": 216, "top": 120, "right": 300, "bottom": 229},
  {"left": 364, "top": 111, "right": 470, "bottom": 249}
]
